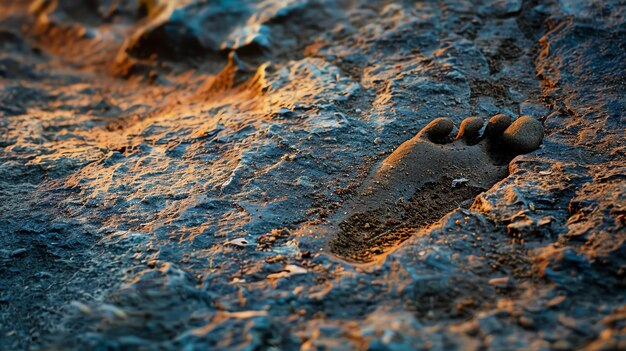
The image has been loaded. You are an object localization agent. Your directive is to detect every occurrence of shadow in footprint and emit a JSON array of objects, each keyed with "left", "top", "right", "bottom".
[{"left": 328, "top": 114, "right": 544, "bottom": 262}]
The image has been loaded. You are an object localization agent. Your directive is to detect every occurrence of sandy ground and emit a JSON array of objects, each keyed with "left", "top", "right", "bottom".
[{"left": 0, "top": 0, "right": 624, "bottom": 350}]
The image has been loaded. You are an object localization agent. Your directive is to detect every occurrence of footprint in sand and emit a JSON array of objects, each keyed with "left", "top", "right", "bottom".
[{"left": 327, "top": 114, "right": 544, "bottom": 262}]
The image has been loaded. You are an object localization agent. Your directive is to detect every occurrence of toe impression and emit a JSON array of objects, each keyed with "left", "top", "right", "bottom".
[
  {"left": 456, "top": 117, "right": 483, "bottom": 143},
  {"left": 418, "top": 117, "right": 454, "bottom": 143},
  {"left": 502, "top": 116, "right": 544, "bottom": 153},
  {"left": 485, "top": 114, "right": 512, "bottom": 140}
]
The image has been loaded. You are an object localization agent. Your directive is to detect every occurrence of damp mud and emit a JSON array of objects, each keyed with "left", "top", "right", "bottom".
[
  {"left": 0, "top": 0, "right": 625, "bottom": 350},
  {"left": 328, "top": 115, "right": 544, "bottom": 262}
]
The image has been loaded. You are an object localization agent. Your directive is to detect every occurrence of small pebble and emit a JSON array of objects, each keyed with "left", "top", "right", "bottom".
[
  {"left": 70, "top": 301, "right": 92, "bottom": 315},
  {"left": 546, "top": 295, "right": 566, "bottom": 308},
  {"left": 488, "top": 276, "right": 512, "bottom": 287}
]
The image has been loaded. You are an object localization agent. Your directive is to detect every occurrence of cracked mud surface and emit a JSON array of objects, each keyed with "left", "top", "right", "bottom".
[{"left": 1, "top": 0, "right": 625, "bottom": 350}]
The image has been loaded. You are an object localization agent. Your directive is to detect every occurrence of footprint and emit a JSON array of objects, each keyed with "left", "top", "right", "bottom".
[{"left": 327, "top": 115, "right": 544, "bottom": 262}]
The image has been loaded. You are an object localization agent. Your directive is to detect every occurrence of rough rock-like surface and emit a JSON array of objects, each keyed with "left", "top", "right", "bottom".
[{"left": 0, "top": 0, "right": 624, "bottom": 350}]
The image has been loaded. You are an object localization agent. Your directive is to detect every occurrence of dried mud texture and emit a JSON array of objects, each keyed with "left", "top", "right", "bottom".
[{"left": 0, "top": 0, "right": 624, "bottom": 350}]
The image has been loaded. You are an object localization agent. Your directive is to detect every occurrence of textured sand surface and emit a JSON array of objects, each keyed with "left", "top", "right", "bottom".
[{"left": 0, "top": 0, "right": 624, "bottom": 350}]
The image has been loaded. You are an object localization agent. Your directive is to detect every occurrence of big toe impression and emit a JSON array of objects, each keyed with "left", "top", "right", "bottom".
[{"left": 503, "top": 116, "right": 544, "bottom": 153}]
